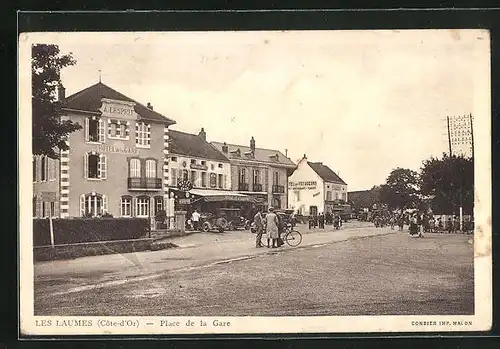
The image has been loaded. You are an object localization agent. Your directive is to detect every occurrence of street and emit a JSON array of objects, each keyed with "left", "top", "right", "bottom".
[{"left": 34, "top": 222, "right": 474, "bottom": 316}]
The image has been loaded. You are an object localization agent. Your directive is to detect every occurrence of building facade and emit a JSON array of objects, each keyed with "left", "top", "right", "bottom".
[
  {"left": 168, "top": 129, "right": 231, "bottom": 191},
  {"left": 288, "top": 155, "right": 348, "bottom": 215},
  {"left": 32, "top": 82, "right": 176, "bottom": 224},
  {"left": 211, "top": 137, "right": 296, "bottom": 210}
]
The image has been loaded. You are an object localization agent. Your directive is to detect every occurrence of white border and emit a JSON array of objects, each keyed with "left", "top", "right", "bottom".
[{"left": 19, "top": 30, "right": 492, "bottom": 335}]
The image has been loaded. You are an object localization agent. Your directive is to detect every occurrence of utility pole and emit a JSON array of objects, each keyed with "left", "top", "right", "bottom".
[
  {"left": 447, "top": 115, "right": 452, "bottom": 157},
  {"left": 469, "top": 113, "right": 474, "bottom": 158}
]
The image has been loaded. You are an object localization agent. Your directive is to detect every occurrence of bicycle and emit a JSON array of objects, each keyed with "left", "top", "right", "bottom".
[{"left": 260, "top": 223, "right": 302, "bottom": 247}]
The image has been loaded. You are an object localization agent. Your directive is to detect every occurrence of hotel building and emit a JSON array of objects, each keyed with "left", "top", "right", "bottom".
[{"left": 32, "top": 82, "right": 176, "bottom": 223}]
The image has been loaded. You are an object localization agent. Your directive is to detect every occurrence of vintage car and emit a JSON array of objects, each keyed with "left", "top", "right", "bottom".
[
  {"left": 217, "top": 208, "right": 251, "bottom": 231},
  {"left": 199, "top": 212, "right": 227, "bottom": 233}
]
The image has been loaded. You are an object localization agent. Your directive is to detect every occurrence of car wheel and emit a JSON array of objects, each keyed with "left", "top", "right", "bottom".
[{"left": 202, "top": 222, "right": 211, "bottom": 232}]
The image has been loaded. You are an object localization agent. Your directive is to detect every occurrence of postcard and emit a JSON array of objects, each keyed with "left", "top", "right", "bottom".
[{"left": 19, "top": 29, "right": 491, "bottom": 335}]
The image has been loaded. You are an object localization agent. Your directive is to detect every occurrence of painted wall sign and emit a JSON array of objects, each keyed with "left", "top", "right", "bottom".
[
  {"left": 99, "top": 100, "right": 136, "bottom": 119},
  {"left": 288, "top": 180, "right": 317, "bottom": 190},
  {"left": 98, "top": 144, "right": 139, "bottom": 154},
  {"left": 190, "top": 163, "right": 208, "bottom": 170}
]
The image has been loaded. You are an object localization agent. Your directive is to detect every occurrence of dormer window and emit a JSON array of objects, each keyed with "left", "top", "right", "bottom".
[
  {"left": 230, "top": 148, "right": 241, "bottom": 157},
  {"left": 269, "top": 153, "right": 279, "bottom": 161}
]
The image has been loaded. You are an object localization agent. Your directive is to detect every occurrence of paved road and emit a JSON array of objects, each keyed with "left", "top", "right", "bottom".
[{"left": 34, "top": 226, "right": 473, "bottom": 316}]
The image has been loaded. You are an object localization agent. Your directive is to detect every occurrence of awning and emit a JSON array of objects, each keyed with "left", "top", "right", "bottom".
[{"left": 189, "top": 189, "right": 256, "bottom": 203}]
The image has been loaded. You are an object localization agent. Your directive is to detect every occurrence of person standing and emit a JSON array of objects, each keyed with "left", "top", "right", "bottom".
[
  {"left": 319, "top": 213, "right": 325, "bottom": 229},
  {"left": 191, "top": 209, "right": 200, "bottom": 231},
  {"left": 265, "top": 207, "right": 280, "bottom": 248},
  {"left": 254, "top": 208, "right": 264, "bottom": 248}
]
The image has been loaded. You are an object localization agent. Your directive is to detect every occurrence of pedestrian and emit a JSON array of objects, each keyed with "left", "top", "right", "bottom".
[
  {"left": 390, "top": 216, "right": 395, "bottom": 230},
  {"left": 447, "top": 216, "right": 453, "bottom": 233},
  {"left": 191, "top": 209, "right": 200, "bottom": 231},
  {"left": 409, "top": 214, "right": 419, "bottom": 236},
  {"left": 319, "top": 213, "right": 325, "bottom": 229},
  {"left": 254, "top": 208, "right": 264, "bottom": 248},
  {"left": 429, "top": 217, "right": 435, "bottom": 233},
  {"left": 265, "top": 207, "right": 280, "bottom": 248},
  {"left": 398, "top": 214, "right": 404, "bottom": 231}
]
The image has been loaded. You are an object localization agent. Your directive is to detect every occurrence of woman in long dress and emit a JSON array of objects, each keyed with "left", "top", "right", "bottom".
[{"left": 265, "top": 207, "right": 280, "bottom": 248}]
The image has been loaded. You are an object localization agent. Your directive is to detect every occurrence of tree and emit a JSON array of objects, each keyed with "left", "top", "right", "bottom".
[
  {"left": 420, "top": 153, "right": 474, "bottom": 214},
  {"left": 379, "top": 168, "right": 420, "bottom": 210},
  {"left": 32, "top": 44, "right": 81, "bottom": 159}
]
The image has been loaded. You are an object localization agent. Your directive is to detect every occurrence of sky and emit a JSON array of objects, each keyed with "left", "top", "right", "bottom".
[{"left": 28, "top": 30, "right": 488, "bottom": 190}]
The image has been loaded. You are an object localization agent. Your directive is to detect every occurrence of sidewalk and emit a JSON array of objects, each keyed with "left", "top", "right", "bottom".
[{"left": 34, "top": 222, "right": 391, "bottom": 286}]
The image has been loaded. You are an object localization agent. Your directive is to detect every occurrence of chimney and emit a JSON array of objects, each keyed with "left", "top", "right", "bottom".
[
  {"left": 198, "top": 127, "right": 206, "bottom": 141},
  {"left": 58, "top": 84, "right": 66, "bottom": 101},
  {"left": 250, "top": 136, "right": 255, "bottom": 153},
  {"left": 147, "top": 102, "right": 153, "bottom": 110},
  {"left": 222, "top": 142, "right": 228, "bottom": 153}
]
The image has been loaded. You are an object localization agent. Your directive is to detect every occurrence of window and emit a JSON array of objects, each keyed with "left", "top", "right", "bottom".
[
  {"left": 84, "top": 152, "right": 107, "bottom": 180},
  {"left": 273, "top": 171, "right": 279, "bottom": 185},
  {"left": 108, "top": 119, "right": 129, "bottom": 140},
  {"left": 253, "top": 169, "right": 260, "bottom": 184},
  {"left": 145, "top": 159, "right": 156, "bottom": 178},
  {"left": 295, "top": 190, "right": 301, "bottom": 201},
  {"left": 32, "top": 196, "right": 37, "bottom": 215},
  {"left": 326, "top": 191, "right": 332, "bottom": 201},
  {"left": 190, "top": 170, "right": 196, "bottom": 184},
  {"left": 80, "top": 193, "right": 108, "bottom": 217},
  {"left": 182, "top": 169, "right": 189, "bottom": 181},
  {"left": 190, "top": 159, "right": 196, "bottom": 164},
  {"left": 342, "top": 193, "right": 347, "bottom": 201},
  {"left": 42, "top": 202, "right": 47, "bottom": 218},
  {"left": 201, "top": 160, "right": 206, "bottom": 165},
  {"left": 50, "top": 202, "right": 55, "bottom": 217},
  {"left": 201, "top": 172, "right": 207, "bottom": 187},
  {"left": 211, "top": 164, "right": 215, "bottom": 170},
  {"left": 121, "top": 197, "right": 132, "bottom": 217},
  {"left": 171, "top": 156, "right": 177, "bottom": 162},
  {"left": 33, "top": 158, "right": 36, "bottom": 182},
  {"left": 136, "top": 197, "right": 150, "bottom": 217},
  {"left": 154, "top": 196, "right": 163, "bottom": 215},
  {"left": 135, "top": 122, "right": 151, "bottom": 148},
  {"left": 40, "top": 156, "right": 47, "bottom": 181},
  {"left": 85, "top": 117, "right": 105, "bottom": 143},
  {"left": 218, "top": 174, "right": 223, "bottom": 188},
  {"left": 171, "top": 168, "right": 178, "bottom": 186},
  {"left": 239, "top": 168, "right": 246, "bottom": 184},
  {"left": 130, "top": 158, "right": 141, "bottom": 178},
  {"left": 218, "top": 163, "right": 223, "bottom": 168}
]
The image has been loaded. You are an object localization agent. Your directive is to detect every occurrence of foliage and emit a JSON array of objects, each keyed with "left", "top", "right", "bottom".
[
  {"left": 379, "top": 168, "right": 420, "bottom": 210},
  {"left": 420, "top": 153, "right": 474, "bottom": 214},
  {"left": 348, "top": 185, "right": 382, "bottom": 210},
  {"left": 32, "top": 44, "right": 81, "bottom": 159}
]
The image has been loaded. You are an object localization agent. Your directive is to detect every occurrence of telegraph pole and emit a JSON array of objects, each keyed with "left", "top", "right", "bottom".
[
  {"left": 447, "top": 116, "right": 452, "bottom": 157},
  {"left": 469, "top": 113, "right": 474, "bottom": 158}
]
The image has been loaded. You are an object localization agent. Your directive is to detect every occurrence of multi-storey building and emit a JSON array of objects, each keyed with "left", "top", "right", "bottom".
[
  {"left": 168, "top": 128, "right": 231, "bottom": 191},
  {"left": 211, "top": 136, "right": 296, "bottom": 210},
  {"left": 288, "top": 155, "right": 348, "bottom": 215},
  {"left": 32, "top": 82, "right": 176, "bottom": 224}
]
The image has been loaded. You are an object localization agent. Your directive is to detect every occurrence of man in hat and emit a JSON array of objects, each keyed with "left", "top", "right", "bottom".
[{"left": 254, "top": 207, "right": 264, "bottom": 248}]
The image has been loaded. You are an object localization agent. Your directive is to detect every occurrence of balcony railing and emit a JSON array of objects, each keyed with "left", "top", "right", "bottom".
[
  {"left": 128, "top": 177, "right": 162, "bottom": 191},
  {"left": 272, "top": 185, "right": 285, "bottom": 194},
  {"left": 252, "top": 183, "right": 263, "bottom": 192},
  {"left": 238, "top": 182, "right": 249, "bottom": 191}
]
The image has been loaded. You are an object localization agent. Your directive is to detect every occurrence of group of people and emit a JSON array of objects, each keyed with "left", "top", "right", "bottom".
[
  {"left": 308, "top": 213, "right": 343, "bottom": 230},
  {"left": 253, "top": 207, "right": 285, "bottom": 249},
  {"left": 371, "top": 211, "right": 473, "bottom": 236}
]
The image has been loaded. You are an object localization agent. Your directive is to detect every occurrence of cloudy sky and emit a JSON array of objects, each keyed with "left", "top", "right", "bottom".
[{"left": 28, "top": 30, "right": 488, "bottom": 190}]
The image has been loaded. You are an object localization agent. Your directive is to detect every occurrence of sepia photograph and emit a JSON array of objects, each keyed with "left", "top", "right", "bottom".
[{"left": 19, "top": 29, "right": 491, "bottom": 335}]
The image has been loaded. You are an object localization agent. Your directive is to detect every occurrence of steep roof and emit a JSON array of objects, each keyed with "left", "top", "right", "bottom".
[
  {"left": 307, "top": 161, "right": 347, "bottom": 185},
  {"left": 62, "top": 82, "right": 176, "bottom": 125},
  {"left": 169, "top": 130, "right": 229, "bottom": 162},
  {"left": 211, "top": 141, "right": 296, "bottom": 168}
]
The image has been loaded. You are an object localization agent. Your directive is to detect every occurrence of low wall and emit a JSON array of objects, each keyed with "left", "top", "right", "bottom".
[{"left": 34, "top": 238, "right": 177, "bottom": 262}]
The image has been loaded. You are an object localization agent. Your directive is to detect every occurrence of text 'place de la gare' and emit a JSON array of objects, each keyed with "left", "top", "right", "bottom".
[{"left": 32, "top": 81, "right": 349, "bottom": 227}]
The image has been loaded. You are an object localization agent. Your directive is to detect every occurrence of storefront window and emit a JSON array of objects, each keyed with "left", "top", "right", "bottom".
[
  {"left": 218, "top": 174, "right": 223, "bottom": 188},
  {"left": 201, "top": 172, "right": 207, "bottom": 187}
]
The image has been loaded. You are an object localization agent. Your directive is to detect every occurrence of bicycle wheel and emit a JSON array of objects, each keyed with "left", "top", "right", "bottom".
[{"left": 285, "top": 230, "right": 302, "bottom": 247}]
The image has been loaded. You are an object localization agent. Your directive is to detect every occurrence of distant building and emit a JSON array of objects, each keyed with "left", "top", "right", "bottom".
[
  {"left": 211, "top": 137, "right": 296, "bottom": 210},
  {"left": 347, "top": 187, "right": 382, "bottom": 211},
  {"left": 287, "top": 155, "right": 348, "bottom": 215}
]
